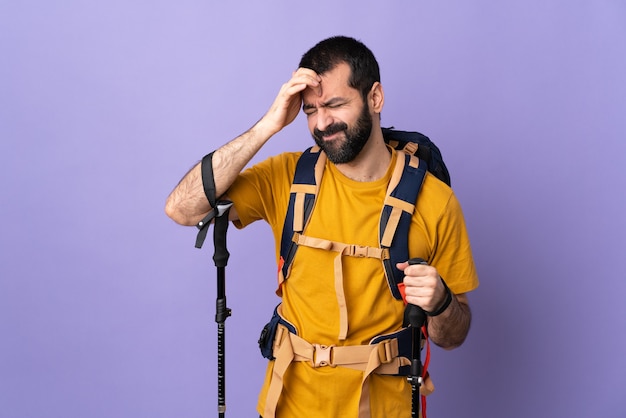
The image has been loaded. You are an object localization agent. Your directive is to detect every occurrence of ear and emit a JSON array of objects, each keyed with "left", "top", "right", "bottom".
[{"left": 368, "top": 82, "right": 384, "bottom": 113}]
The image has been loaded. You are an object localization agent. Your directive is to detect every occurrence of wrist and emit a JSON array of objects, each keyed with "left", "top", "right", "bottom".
[
  {"left": 426, "top": 278, "right": 453, "bottom": 316},
  {"left": 255, "top": 114, "right": 282, "bottom": 139}
]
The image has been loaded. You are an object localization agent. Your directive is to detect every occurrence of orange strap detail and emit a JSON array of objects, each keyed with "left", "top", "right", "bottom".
[{"left": 291, "top": 233, "right": 384, "bottom": 341}]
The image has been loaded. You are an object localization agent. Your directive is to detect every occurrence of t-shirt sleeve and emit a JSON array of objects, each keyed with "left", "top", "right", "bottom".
[
  {"left": 430, "top": 190, "right": 480, "bottom": 295},
  {"left": 225, "top": 152, "right": 300, "bottom": 234}
]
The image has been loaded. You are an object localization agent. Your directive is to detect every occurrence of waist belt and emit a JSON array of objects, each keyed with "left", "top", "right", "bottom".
[{"left": 263, "top": 324, "right": 434, "bottom": 418}]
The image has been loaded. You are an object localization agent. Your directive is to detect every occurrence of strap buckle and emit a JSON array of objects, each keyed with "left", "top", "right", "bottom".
[
  {"left": 312, "top": 344, "right": 336, "bottom": 368},
  {"left": 377, "top": 339, "right": 394, "bottom": 364},
  {"left": 347, "top": 245, "right": 369, "bottom": 258},
  {"left": 403, "top": 142, "right": 419, "bottom": 156}
]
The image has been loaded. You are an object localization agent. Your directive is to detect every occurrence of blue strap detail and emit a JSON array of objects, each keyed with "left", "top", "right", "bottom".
[
  {"left": 370, "top": 327, "right": 414, "bottom": 376},
  {"left": 258, "top": 304, "right": 298, "bottom": 360},
  {"left": 279, "top": 147, "right": 321, "bottom": 279},
  {"left": 381, "top": 155, "right": 428, "bottom": 299}
]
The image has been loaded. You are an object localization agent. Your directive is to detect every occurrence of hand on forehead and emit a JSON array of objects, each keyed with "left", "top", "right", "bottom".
[
  {"left": 299, "top": 63, "right": 354, "bottom": 104},
  {"left": 293, "top": 67, "right": 322, "bottom": 97}
]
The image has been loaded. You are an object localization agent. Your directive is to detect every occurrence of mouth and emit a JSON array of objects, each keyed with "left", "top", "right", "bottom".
[
  {"left": 322, "top": 131, "right": 344, "bottom": 141},
  {"left": 314, "top": 123, "right": 348, "bottom": 143}
]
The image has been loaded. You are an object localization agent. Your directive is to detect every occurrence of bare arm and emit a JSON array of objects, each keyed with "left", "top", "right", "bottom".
[
  {"left": 398, "top": 262, "right": 472, "bottom": 349},
  {"left": 165, "top": 69, "right": 322, "bottom": 226},
  {"left": 164, "top": 124, "right": 274, "bottom": 226},
  {"left": 426, "top": 292, "right": 471, "bottom": 349}
]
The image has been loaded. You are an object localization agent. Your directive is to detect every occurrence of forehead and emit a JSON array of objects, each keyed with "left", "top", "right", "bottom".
[{"left": 302, "top": 62, "right": 359, "bottom": 103}]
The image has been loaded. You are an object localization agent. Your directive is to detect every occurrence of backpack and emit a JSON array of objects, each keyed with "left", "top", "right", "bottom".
[{"left": 277, "top": 127, "right": 451, "bottom": 301}]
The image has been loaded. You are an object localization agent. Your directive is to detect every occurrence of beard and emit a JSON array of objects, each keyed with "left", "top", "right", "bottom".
[{"left": 311, "top": 102, "right": 373, "bottom": 164}]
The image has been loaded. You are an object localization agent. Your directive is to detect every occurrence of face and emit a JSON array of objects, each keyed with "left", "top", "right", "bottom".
[{"left": 302, "top": 63, "right": 373, "bottom": 164}]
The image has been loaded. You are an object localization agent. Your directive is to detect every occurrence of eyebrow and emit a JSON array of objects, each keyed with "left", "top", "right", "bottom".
[{"left": 302, "top": 97, "right": 349, "bottom": 111}]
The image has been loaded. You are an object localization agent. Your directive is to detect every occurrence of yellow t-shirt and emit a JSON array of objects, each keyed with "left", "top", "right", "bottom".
[{"left": 228, "top": 147, "right": 479, "bottom": 418}]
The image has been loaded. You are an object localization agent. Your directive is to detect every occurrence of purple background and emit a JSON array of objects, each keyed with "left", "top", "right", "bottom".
[{"left": 1, "top": 1, "right": 625, "bottom": 417}]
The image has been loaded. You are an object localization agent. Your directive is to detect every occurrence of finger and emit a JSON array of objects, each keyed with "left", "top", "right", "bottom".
[
  {"left": 396, "top": 261, "right": 409, "bottom": 271},
  {"left": 292, "top": 68, "right": 322, "bottom": 96},
  {"left": 281, "top": 79, "right": 316, "bottom": 99},
  {"left": 291, "top": 69, "right": 320, "bottom": 85},
  {"left": 396, "top": 261, "right": 430, "bottom": 276},
  {"left": 294, "top": 67, "right": 321, "bottom": 80},
  {"left": 281, "top": 82, "right": 308, "bottom": 98}
]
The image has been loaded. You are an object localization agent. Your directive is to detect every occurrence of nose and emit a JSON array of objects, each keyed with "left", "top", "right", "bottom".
[{"left": 315, "top": 107, "right": 333, "bottom": 132}]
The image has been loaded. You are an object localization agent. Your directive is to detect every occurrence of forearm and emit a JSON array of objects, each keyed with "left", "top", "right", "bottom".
[
  {"left": 426, "top": 293, "right": 472, "bottom": 350},
  {"left": 165, "top": 68, "right": 321, "bottom": 226},
  {"left": 165, "top": 120, "right": 275, "bottom": 225}
]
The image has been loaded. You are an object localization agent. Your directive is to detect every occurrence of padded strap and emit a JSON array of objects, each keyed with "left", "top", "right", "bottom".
[
  {"left": 380, "top": 151, "right": 428, "bottom": 299},
  {"left": 200, "top": 152, "right": 217, "bottom": 207},
  {"left": 278, "top": 147, "right": 325, "bottom": 290},
  {"left": 263, "top": 325, "right": 294, "bottom": 418},
  {"left": 195, "top": 152, "right": 219, "bottom": 249}
]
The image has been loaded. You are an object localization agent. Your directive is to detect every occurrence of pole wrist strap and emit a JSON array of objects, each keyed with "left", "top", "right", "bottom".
[{"left": 195, "top": 152, "right": 219, "bottom": 249}]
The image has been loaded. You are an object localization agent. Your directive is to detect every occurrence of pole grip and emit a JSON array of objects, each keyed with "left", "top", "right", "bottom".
[
  {"left": 406, "top": 258, "right": 428, "bottom": 418},
  {"left": 212, "top": 201, "right": 233, "bottom": 268}
]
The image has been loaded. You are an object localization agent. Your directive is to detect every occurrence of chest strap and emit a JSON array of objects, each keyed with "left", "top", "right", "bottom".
[
  {"left": 263, "top": 324, "right": 434, "bottom": 418},
  {"left": 290, "top": 232, "right": 387, "bottom": 341}
]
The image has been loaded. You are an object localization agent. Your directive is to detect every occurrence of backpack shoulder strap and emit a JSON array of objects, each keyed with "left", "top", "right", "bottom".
[
  {"left": 278, "top": 146, "right": 326, "bottom": 290},
  {"left": 278, "top": 146, "right": 429, "bottom": 300},
  {"left": 380, "top": 150, "right": 429, "bottom": 299}
]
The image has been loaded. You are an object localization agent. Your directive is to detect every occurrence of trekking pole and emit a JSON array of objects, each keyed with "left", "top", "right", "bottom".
[
  {"left": 195, "top": 200, "right": 234, "bottom": 418},
  {"left": 406, "top": 258, "right": 427, "bottom": 418}
]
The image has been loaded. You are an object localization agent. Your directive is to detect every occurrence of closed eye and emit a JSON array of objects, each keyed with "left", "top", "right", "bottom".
[
  {"left": 302, "top": 98, "right": 349, "bottom": 115},
  {"left": 327, "top": 103, "right": 344, "bottom": 109}
]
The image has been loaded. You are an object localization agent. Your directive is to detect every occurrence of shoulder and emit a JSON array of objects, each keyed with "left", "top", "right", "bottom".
[
  {"left": 227, "top": 151, "right": 304, "bottom": 228},
  {"left": 238, "top": 151, "right": 303, "bottom": 182},
  {"left": 417, "top": 172, "right": 457, "bottom": 214},
  {"left": 252, "top": 151, "right": 304, "bottom": 170},
  {"left": 413, "top": 172, "right": 471, "bottom": 238}
]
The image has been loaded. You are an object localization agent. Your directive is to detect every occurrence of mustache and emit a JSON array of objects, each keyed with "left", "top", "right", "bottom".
[{"left": 313, "top": 122, "right": 348, "bottom": 139}]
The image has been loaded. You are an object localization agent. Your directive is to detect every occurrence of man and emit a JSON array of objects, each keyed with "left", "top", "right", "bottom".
[{"left": 165, "top": 36, "right": 478, "bottom": 418}]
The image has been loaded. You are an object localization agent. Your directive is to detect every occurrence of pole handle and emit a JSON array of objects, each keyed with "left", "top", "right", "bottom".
[
  {"left": 406, "top": 258, "right": 427, "bottom": 328},
  {"left": 212, "top": 201, "right": 233, "bottom": 268},
  {"left": 406, "top": 258, "right": 427, "bottom": 418}
]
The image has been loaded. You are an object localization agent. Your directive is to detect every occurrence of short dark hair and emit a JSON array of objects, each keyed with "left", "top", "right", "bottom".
[{"left": 299, "top": 36, "right": 380, "bottom": 100}]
